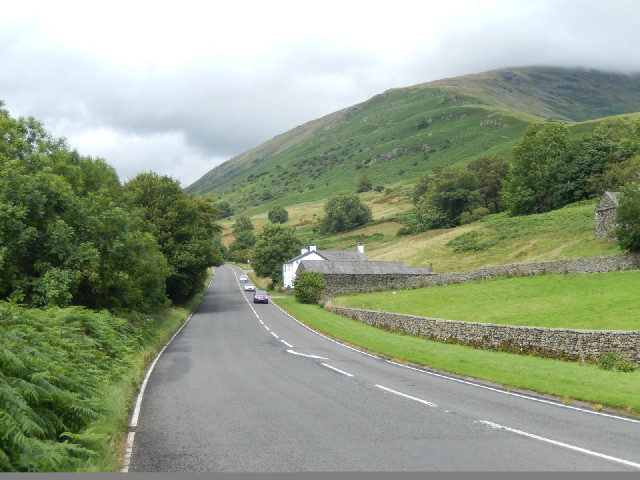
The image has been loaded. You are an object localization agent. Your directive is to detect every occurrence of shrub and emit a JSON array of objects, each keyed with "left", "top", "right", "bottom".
[
  {"left": 597, "top": 352, "right": 637, "bottom": 372},
  {"left": 294, "top": 271, "right": 327, "bottom": 304}
]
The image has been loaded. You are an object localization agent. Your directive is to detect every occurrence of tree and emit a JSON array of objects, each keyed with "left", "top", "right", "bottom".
[
  {"left": 415, "top": 167, "right": 482, "bottom": 230},
  {"left": 228, "top": 230, "right": 256, "bottom": 263},
  {"left": 317, "top": 193, "right": 373, "bottom": 235},
  {"left": 293, "top": 271, "right": 327, "bottom": 304},
  {"left": 232, "top": 215, "right": 254, "bottom": 234},
  {"left": 267, "top": 206, "right": 289, "bottom": 224},
  {"left": 503, "top": 122, "right": 569, "bottom": 215},
  {"left": 356, "top": 174, "right": 372, "bottom": 193},
  {"left": 251, "top": 223, "right": 301, "bottom": 284},
  {"left": 611, "top": 182, "right": 640, "bottom": 251},
  {"left": 125, "top": 173, "right": 223, "bottom": 303},
  {"left": 0, "top": 106, "right": 170, "bottom": 312},
  {"left": 467, "top": 156, "right": 510, "bottom": 213}
]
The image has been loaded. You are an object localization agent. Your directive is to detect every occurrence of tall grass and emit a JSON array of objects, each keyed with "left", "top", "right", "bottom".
[{"left": 0, "top": 270, "right": 212, "bottom": 472}]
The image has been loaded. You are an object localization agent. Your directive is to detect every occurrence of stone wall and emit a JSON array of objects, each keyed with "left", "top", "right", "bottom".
[
  {"left": 320, "top": 273, "right": 436, "bottom": 295},
  {"left": 319, "top": 253, "right": 640, "bottom": 294},
  {"left": 326, "top": 305, "right": 640, "bottom": 364}
]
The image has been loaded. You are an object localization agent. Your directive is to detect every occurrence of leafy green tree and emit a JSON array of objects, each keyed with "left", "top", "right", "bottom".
[
  {"left": 293, "top": 270, "right": 327, "bottom": 304},
  {"left": 232, "top": 215, "right": 254, "bottom": 234},
  {"left": 0, "top": 105, "right": 169, "bottom": 312},
  {"left": 503, "top": 122, "right": 570, "bottom": 215},
  {"left": 267, "top": 206, "right": 289, "bottom": 224},
  {"left": 415, "top": 167, "right": 482, "bottom": 230},
  {"left": 317, "top": 193, "right": 373, "bottom": 235},
  {"left": 215, "top": 200, "right": 234, "bottom": 218},
  {"left": 125, "top": 173, "right": 223, "bottom": 303},
  {"left": 356, "top": 174, "right": 372, "bottom": 193},
  {"left": 551, "top": 135, "right": 618, "bottom": 206},
  {"left": 251, "top": 223, "right": 301, "bottom": 284},
  {"left": 611, "top": 181, "right": 640, "bottom": 251},
  {"left": 228, "top": 230, "right": 256, "bottom": 263},
  {"left": 587, "top": 156, "right": 640, "bottom": 194},
  {"left": 467, "top": 156, "right": 510, "bottom": 213}
]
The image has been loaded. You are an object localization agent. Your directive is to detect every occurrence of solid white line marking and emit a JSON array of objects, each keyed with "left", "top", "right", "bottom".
[
  {"left": 286, "top": 349, "right": 328, "bottom": 360},
  {"left": 123, "top": 270, "right": 214, "bottom": 472},
  {"left": 386, "top": 360, "right": 640, "bottom": 425},
  {"left": 479, "top": 421, "right": 640, "bottom": 470},
  {"left": 272, "top": 296, "right": 639, "bottom": 425},
  {"left": 281, "top": 340, "right": 293, "bottom": 348},
  {"left": 375, "top": 384, "right": 437, "bottom": 407},
  {"left": 270, "top": 331, "right": 279, "bottom": 339},
  {"left": 321, "top": 363, "right": 354, "bottom": 377}
]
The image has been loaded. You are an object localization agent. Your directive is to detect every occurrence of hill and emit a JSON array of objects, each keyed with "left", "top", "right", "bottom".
[{"left": 186, "top": 67, "right": 640, "bottom": 213}]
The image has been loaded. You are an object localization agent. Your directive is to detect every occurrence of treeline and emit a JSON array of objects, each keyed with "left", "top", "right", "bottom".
[
  {"left": 0, "top": 102, "right": 223, "bottom": 311},
  {"left": 0, "top": 102, "right": 223, "bottom": 471},
  {"left": 408, "top": 117, "right": 640, "bottom": 232}
]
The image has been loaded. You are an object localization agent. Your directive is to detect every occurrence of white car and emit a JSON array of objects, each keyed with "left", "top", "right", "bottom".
[
  {"left": 239, "top": 275, "right": 249, "bottom": 282},
  {"left": 244, "top": 283, "right": 256, "bottom": 291}
]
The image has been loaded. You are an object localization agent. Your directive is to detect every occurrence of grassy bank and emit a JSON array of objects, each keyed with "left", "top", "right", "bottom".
[
  {"left": 274, "top": 296, "right": 640, "bottom": 415},
  {"left": 0, "top": 270, "right": 213, "bottom": 472},
  {"left": 330, "top": 270, "right": 640, "bottom": 330}
]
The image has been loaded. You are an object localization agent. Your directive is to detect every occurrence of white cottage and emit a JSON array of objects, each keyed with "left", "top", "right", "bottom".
[{"left": 282, "top": 244, "right": 366, "bottom": 288}]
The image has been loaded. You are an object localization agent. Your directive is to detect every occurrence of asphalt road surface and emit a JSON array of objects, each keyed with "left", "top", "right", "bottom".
[{"left": 127, "top": 265, "right": 640, "bottom": 472}]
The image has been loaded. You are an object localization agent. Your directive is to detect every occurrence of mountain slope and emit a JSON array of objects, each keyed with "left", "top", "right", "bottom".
[{"left": 186, "top": 67, "right": 640, "bottom": 212}]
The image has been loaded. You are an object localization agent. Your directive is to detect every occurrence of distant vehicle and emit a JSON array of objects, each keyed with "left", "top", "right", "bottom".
[
  {"left": 244, "top": 283, "right": 256, "bottom": 291},
  {"left": 239, "top": 275, "right": 249, "bottom": 282},
  {"left": 253, "top": 290, "right": 269, "bottom": 304}
]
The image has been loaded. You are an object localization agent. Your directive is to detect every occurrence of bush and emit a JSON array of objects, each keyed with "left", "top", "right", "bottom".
[
  {"left": 597, "top": 352, "right": 637, "bottom": 372},
  {"left": 294, "top": 271, "right": 327, "bottom": 304}
]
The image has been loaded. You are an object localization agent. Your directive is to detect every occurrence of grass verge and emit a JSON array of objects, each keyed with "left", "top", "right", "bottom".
[{"left": 274, "top": 296, "right": 640, "bottom": 416}]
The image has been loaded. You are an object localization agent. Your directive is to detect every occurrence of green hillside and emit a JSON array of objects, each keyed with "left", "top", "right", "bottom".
[{"left": 187, "top": 67, "right": 640, "bottom": 214}]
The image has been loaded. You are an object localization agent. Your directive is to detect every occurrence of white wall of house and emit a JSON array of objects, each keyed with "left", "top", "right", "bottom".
[{"left": 282, "top": 249, "right": 323, "bottom": 288}]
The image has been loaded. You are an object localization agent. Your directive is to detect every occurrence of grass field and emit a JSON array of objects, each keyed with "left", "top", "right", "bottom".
[
  {"left": 330, "top": 270, "right": 640, "bottom": 330},
  {"left": 274, "top": 296, "right": 640, "bottom": 414}
]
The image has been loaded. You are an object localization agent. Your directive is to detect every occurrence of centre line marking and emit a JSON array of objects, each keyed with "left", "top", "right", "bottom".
[
  {"left": 286, "top": 349, "right": 328, "bottom": 360},
  {"left": 375, "top": 385, "right": 437, "bottom": 407},
  {"left": 478, "top": 421, "right": 640, "bottom": 470},
  {"left": 281, "top": 340, "right": 293, "bottom": 348},
  {"left": 270, "top": 331, "right": 279, "bottom": 339},
  {"left": 321, "top": 363, "right": 354, "bottom": 377}
]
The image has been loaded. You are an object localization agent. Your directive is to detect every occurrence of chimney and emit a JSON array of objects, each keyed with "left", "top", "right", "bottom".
[
  {"left": 357, "top": 244, "right": 365, "bottom": 254},
  {"left": 309, "top": 245, "right": 317, "bottom": 252},
  {"left": 300, "top": 248, "right": 309, "bottom": 255}
]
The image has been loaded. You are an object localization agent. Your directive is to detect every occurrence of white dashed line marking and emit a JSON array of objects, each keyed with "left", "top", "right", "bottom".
[
  {"left": 479, "top": 421, "right": 640, "bottom": 470},
  {"left": 321, "top": 363, "right": 354, "bottom": 377},
  {"left": 286, "top": 349, "right": 328, "bottom": 360},
  {"left": 375, "top": 384, "right": 437, "bottom": 407},
  {"left": 270, "top": 331, "right": 279, "bottom": 339},
  {"left": 281, "top": 340, "right": 293, "bottom": 348}
]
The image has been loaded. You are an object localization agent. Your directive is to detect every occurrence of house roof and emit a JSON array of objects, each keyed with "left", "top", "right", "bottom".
[
  {"left": 299, "top": 260, "right": 435, "bottom": 275},
  {"left": 285, "top": 248, "right": 366, "bottom": 264},
  {"left": 596, "top": 191, "right": 620, "bottom": 211}
]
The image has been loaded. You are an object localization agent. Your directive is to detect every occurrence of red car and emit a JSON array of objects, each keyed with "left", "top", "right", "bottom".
[{"left": 253, "top": 290, "right": 269, "bottom": 304}]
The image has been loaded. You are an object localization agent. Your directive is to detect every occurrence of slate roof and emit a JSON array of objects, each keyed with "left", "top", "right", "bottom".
[
  {"left": 299, "top": 260, "right": 435, "bottom": 275},
  {"left": 285, "top": 249, "right": 366, "bottom": 264},
  {"left": 596, "top": 191, "right": 620, "bottom": 211}
]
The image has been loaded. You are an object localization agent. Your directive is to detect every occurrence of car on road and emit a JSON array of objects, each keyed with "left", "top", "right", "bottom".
[
  {"left": 244, "top": 283, "right": 256, "bottom": 291},
  {"left": 253, "top": 290, "right": 269, "bottom": 304},
  {"left": 239, "top": 275, "right": 249, "bottom": 282}
]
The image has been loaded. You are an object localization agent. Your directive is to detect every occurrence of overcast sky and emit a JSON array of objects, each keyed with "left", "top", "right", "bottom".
[{"left": 2, "top": 0, "right": 640, "bottom": 187}]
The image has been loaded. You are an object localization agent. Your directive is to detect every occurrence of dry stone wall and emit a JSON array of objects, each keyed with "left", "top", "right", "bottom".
[
  {"left": 326, "top": 305, "right": 640, "bottom": 364},
  {"left": 320, "top": 253, "right": 640, "bottom": 294}
]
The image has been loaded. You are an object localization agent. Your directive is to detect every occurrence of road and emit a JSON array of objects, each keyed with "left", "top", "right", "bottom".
[{"left": 127, "top": 265, "right": 640, "bottom": 472}]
